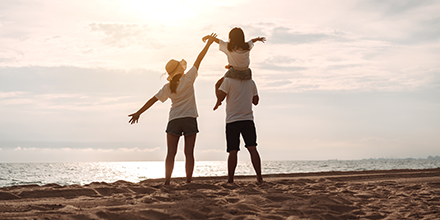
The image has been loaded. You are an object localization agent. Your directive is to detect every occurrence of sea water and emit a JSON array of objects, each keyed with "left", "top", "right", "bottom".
[{"left": 1, "top": 159, "right": 440, "bottom": 188}]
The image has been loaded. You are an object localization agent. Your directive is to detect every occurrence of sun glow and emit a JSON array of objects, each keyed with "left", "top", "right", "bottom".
[{"left": 124, "top": 0, "right": 206, "bottom": 24}]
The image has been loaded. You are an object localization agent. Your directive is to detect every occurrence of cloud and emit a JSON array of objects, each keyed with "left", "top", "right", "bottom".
[
  {"left": 89, "top": 23, "right": 149, "bottom": 48},
  {"left": 0, "top": 91, "right": 26, "bottom": 98},
  {"left": 256, "top": 56, "right": 309, "bottom": 72},
  {"left": 270, "top": 26, "right": 344, "bottom": 45},
  {"left": 9, "top": 146, "right": 160, "bottom": 154},
  {"left": 1, "top": 146, "right": 163, "bottom": 162},
  {"left": 355, "top": 0, "right": 433, "bottom": 16}
]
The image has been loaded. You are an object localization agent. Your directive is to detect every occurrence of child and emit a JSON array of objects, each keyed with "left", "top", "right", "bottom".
[
  {"left": 202, "top": 27, "right": 265, "bottom": 97},
  {"left": 128, "top": 33, "right": 217, "bottom": 185},
  {"left": 213, "top": 67, "right": 263, "bottom": 184}
]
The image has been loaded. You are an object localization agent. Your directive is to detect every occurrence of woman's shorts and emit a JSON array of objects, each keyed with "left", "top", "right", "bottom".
[
  {"left": 166, "top": 117, "right": 199, "bottom": 136},
  {"left": 225, "top": 120, "right": 257, "bottom": 152}
]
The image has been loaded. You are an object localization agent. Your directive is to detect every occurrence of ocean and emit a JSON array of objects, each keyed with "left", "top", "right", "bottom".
[{"left": 1, "top": 159, "right": 440, "bottom": 188}]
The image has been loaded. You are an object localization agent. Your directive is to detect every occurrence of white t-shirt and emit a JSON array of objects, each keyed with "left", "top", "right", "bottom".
[
  {"left": 218, "top": 78, "right": 258, "bottom": 124},
  {"left": 155, "top": 66, "right": 198, "bottom": 122},
  {"left": 219, "top": 39, "right": 254, "bottom": 69}
]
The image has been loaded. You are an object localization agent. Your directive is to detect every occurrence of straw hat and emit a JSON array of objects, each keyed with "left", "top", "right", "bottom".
[{"left": 165, "top": 59, "right": 187, "bottom": 81}]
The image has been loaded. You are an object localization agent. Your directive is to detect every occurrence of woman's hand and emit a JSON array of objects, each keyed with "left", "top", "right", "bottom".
[
  {"left": 202, "top": 35, "right": 210, "bottom": 43},
  {"left": 206, "top": 33, "right": 217, "bottom": 45},
  {"left": 128, "top": 113, "right": 140, "bottom": 124},
  {"left": 202, "top": 33, "right": 218, "bottom": 44}
]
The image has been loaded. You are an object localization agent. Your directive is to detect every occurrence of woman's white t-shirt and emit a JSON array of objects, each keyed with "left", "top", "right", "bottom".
[
  {"left": 155, "top": 66, "right": 198, "bottom": 122},
  {"left": 219, "top": 39, "right": 254, "bottom": 69}
]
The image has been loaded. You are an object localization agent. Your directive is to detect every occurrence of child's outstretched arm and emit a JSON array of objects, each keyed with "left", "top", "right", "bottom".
[
  {"left": 202, "top": 34, "right": 220, "bottom": 44},
  {"left": 128, "top": 96, "right": 158, "bottom": 124},
  {"left": 251, "top": 36, "right": 266, "bottom": 43},
  {"left": 194, "top": 33, "right": 217, "bottom": 70}
]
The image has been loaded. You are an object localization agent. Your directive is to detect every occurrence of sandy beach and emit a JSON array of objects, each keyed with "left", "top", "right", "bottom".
[{"left": 1, "top": 168, "right": 439, "bottom": 219}]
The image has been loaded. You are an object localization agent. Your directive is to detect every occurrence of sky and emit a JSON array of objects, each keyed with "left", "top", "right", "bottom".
[{"left": 0, "top": 0, "right": 439, "bottom": 162}]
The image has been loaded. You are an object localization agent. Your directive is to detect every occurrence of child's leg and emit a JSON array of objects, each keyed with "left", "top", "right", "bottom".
[
  {"left": 224, "top": 68, "right": 252, "bottom": 80},
  {"left": 227, "top": 150, "right": 238, "bottom": 183},
  {"left": 215, "top": 77, "right": 225, "bottom": 99},
  {"left": 165, "top": 133, "right": 180, "bottom": 185},
  {"left": 247, "top": 146, "right": 263, "bottom": 183},
  {"left": 184, "top": 133, "right": 197, "bottom": 183}
]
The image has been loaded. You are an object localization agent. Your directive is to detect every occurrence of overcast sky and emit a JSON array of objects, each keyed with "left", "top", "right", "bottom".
[{"left": 1, "top": 0, "right": 439, "bottom": 162}]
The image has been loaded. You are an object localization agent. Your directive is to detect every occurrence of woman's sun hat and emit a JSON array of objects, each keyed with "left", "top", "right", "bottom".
[{"left": 165, "top": 59, "right": 187, "bottom": 81}]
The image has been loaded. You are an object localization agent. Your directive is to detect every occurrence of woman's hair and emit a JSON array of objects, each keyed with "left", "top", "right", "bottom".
[
  {"left": 169, "top": 74, "right": 182, "bottom": 93},
  {"left": 227, "top": 27, "right": 250, "bottom": 52}
]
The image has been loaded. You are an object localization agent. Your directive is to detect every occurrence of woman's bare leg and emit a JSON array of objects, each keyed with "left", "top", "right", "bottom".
[
  {"left": 165, "top": 133, "right": 180, "bottom": 185},
  {"left": 184, "top": 133, "right": 197, "bottom": 183}
]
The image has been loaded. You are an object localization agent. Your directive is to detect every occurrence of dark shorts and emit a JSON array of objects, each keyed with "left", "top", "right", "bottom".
[
  {"left": 166, "top": 117, "right": 199, "bottom": 136},
  {"left": 225, "top": 120, "right": 257, "bottom": 152}
]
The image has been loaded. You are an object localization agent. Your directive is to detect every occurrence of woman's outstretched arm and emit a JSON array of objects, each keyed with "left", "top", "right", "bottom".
[
  {"left": 128, "top": 96, "right": 159, "bottom": 124},
  {"left": 194, "top": 33, "right": 217, "bottom": 70}
]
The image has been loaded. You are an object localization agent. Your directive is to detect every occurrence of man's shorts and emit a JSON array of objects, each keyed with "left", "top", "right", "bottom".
[
  {"left": 225, "top": 120, "right": 257, "bottom": 152},
  {"left": 166, "top": 117, "right": 199, "bottom": 136}
]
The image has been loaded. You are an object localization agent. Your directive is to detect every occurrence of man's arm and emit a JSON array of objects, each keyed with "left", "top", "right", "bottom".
[{"left": 194, "top": 33, "right": 217, "bottom": 70}]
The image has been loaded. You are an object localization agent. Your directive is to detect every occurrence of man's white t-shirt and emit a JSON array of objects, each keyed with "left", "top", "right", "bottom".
[
  {"left": 155, "top": 66, "right": 198, "bottom": 122},
  {"left": 218, "top": 78, "right": 258, "bottom": 124},
  {"left": 219, "top": 39, "right": 254, "bottom": 69}
]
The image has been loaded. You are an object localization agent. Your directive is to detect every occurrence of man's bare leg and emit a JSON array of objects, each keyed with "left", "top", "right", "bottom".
[
  {"left": 247, "top": 146, "right": 263, "bottom": 183},
  {"left": 228, "top": 150, "right": 238, "bottom": 183}
]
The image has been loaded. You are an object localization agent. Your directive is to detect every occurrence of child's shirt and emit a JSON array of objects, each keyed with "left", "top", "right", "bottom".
[
  {"left": 155, "top": 66, "right": 198, "bottom": 122},
  {"left": 219, "top": 39, "right": 254, "bottom": 69},
  {"left": 219, "top": 77, "right": 258, "bottom": 124}
]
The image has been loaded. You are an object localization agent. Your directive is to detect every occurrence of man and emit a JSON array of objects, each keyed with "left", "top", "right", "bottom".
[{"left": 213, "top": 77, "right": 263, "bottom": 183}]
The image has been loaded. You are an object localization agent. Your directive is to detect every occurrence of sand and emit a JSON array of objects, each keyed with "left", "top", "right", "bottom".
[{"left": 1, "top": 168, "right": 440, "bottom": 220}]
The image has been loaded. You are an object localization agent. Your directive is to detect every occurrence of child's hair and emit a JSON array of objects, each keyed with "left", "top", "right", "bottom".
[
  {"left": 227, "top": 27, "right": 250, "bottom": 52},
  {"left": 170, "top": 74, "right": 182, "bottom": 93}
]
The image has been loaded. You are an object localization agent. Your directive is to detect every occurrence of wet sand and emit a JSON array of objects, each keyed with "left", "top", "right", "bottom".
[{"left": 1, "top": 168, "right": 440, "bottom": 219}]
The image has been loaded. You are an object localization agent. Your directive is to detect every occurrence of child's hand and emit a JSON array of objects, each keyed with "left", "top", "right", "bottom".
[
  {"left": 213, "top": 101, "right": 222, "bottom": 111},
  {"left": 259, "top": 37, "right": 266, "bottom": 43}
]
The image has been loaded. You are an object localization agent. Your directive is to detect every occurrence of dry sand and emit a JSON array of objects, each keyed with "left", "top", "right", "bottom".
[{"left": 1, "top": 168, "right": 440, "bottom": 219}]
